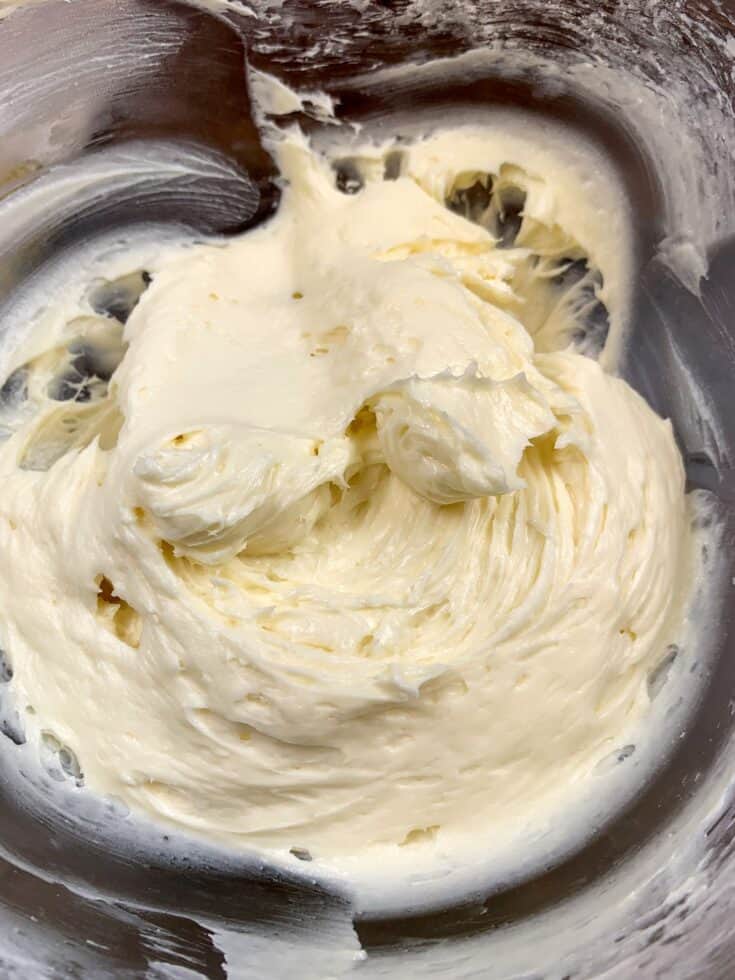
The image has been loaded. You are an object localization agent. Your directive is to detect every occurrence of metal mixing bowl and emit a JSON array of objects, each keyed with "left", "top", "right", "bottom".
[{"left": 0, "top": 1, "right": 734, "bottom": 976}]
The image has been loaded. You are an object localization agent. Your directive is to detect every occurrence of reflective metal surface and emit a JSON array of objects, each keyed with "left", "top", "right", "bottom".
[{"left": 0, "top": 1, "right": 734, "bottom": 976}]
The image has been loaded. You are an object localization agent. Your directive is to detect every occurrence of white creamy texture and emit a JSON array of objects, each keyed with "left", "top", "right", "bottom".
[{"left": 0, "top": 125, "right": 691, "bottom": 860}]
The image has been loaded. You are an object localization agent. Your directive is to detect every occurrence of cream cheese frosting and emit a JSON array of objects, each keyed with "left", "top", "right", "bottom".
[{"left": 0, "top": 124, "right": 691, "bottom": 859}]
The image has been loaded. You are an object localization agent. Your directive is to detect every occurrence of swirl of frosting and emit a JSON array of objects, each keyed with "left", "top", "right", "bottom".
[{"left": 0, "top": 127, "right": 690, "bottom": 862}]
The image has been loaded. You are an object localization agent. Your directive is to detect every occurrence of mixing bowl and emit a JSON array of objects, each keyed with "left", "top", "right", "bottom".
[{"left": 0, "top": 1, "right": 734, "bottom": 976}]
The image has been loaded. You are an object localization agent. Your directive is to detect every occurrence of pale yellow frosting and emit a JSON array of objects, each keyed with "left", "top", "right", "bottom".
[{"left": 0, "top": 126, "right": 690, "bottom": 858}]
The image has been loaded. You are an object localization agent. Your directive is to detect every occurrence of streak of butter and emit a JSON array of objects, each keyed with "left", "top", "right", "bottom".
[{"left": 0, "top": 128, "right": 690, "bottom": 859}]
